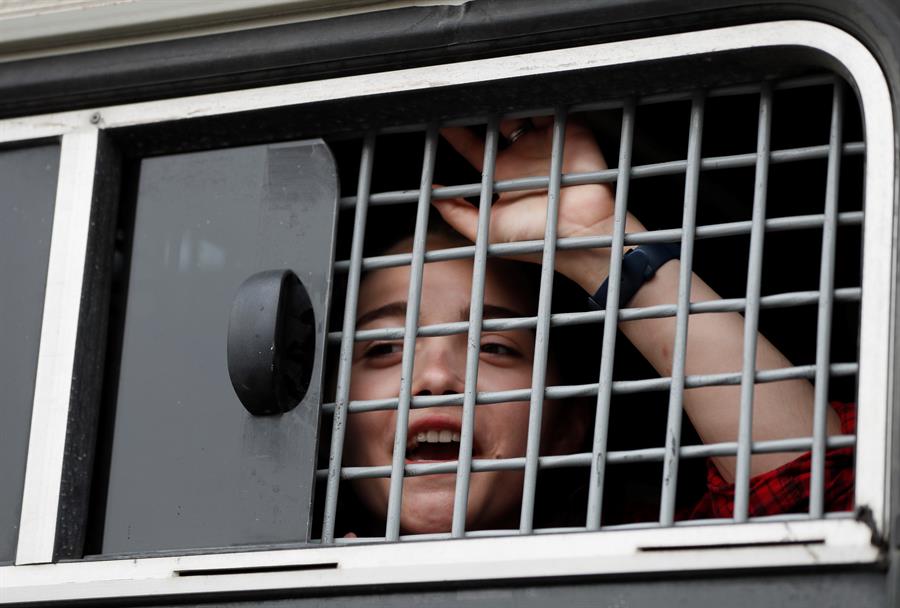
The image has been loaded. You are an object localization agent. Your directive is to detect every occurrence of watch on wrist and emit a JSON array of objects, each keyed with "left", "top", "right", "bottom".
[{"left": 588, "top": 243, "right": 680, "bottom": 311}]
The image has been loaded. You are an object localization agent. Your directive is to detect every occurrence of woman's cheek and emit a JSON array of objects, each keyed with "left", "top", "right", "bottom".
[
  {"left": 350, "top": 361, "right": 403, "bottom": 400},
  {"left": 477, "top": 357, "right": 532, "bottom": 392},
  {"left": 475, "top": 360, "right": 535, "bottom": 458},
  {"left": 345, "top": 410, "right": 394, "bottom": 467},
  {"left": 476, "top": 402, "right": 531, "bottom": 460}
]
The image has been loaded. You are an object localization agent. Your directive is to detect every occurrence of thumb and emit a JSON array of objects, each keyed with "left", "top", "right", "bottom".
[{"left": 432, "top": 197, "right": 480, "bottom": 243}]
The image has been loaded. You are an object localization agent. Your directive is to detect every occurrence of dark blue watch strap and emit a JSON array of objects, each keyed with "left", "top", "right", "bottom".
[{"left": 588, "top": 243, "right": 680, "bottom": 311}]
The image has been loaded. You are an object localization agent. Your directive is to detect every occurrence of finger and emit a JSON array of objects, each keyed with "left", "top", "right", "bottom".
[
  {"left": 440, "top": 127, "right": 486, "bottom": 172},
  {"left": 344, "top": 532, "right": 357, "bottom": 539},
  {"left": 499, "top": 118, "right": 532, "bottom": 141},
  {"left": 431, "top": 197, "right": 480, "bottom": 243}
]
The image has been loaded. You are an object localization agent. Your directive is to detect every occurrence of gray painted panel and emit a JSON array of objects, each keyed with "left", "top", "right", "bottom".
[
  {"left": 0, "top": 143, "right": 59, "bottom": 564},
  {"left": 99, "top": 140, "right": 338, "bottom": 555}
]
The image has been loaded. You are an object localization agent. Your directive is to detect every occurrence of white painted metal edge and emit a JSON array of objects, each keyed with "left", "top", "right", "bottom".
[
  {"left": 0, "top": 519, "right": 880, "bottom": 604},
  {"left": 849, "top": 26, "right": 895, "bottom": 536},
  {"left": 14, "top": 129, "right": 100, "bottom": 566},
  {"left": 0, "top": 17, "right": 893, "bottom": 600}
]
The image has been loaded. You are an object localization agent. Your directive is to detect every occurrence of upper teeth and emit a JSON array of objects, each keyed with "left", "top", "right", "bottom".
[{"left": 415, "top": 430, "right": 461, "bottom": 444}]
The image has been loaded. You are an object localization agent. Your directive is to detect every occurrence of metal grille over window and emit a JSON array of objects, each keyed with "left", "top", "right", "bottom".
[{"left": 317, "top": 74, "right": 862, "bottom": 543}]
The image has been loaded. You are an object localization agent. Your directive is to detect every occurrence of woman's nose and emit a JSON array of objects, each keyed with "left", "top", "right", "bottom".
[{"left": 411, "top": 338, "right": 465, "bottom": 396}]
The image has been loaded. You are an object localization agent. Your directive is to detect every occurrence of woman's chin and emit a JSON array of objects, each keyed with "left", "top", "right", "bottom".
[
  {"left": 396, "top": 471, "right": 519, "bottom": 534},
  {"left": 399, "top": 474, "right": 458, "bottom": 534}
]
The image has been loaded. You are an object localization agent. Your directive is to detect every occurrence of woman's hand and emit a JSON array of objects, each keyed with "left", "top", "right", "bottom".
[{"left": 435, "top": 117, "right": 643, "bottom": 293}]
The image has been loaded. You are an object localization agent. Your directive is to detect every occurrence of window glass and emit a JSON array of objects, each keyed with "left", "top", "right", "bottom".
[
  {"left": 0, "top": 143, "right": 60, "bottom": 563},
  {"left": 95, "top": 141, "right": 337, "bottom": 555}
]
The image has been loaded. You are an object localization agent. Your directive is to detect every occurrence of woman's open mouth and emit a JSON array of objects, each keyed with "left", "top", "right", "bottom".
[
  {"left": 405, "top": 416, "right": 477, "bottom": 462},
  {"left": 407, "top": 429, "right": 462, "bottom": 461}
]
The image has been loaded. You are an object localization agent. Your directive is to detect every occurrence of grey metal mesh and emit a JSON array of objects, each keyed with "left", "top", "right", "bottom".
[{"left": 318, "top": 75, "right": 861, "bottom": 542}]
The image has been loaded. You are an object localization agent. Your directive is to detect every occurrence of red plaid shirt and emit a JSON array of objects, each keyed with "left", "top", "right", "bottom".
[{"left": 683, "top": 401, "right": 856, "bottom": 519}]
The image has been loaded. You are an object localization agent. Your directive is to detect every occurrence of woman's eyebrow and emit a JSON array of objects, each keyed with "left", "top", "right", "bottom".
[
  {"left": 355, "top": 302, "right": 527, "bottom": 329},
  {"left": 469, "top": 304, "right": 529, "bottom": 321},
  {"left": 356, "top": 301, "right": 407, "bottom": 328}
]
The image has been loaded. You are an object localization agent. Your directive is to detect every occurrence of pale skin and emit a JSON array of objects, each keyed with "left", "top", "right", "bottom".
[{"left": 343, "top": 115, "right": 840, "bottom": 535}]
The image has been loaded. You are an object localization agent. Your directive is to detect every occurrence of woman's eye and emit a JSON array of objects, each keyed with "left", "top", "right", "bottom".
[
  {"left": 480, "top": 342, "right": 519, "bottom": 357},
  {"left": 365, "top": 342, "right": 403, "bottom": 358}
]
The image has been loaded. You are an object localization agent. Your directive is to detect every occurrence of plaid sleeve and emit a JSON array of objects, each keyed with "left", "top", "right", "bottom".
[{"left": 685, "top": 402, "right": 856, "bottom": 520}]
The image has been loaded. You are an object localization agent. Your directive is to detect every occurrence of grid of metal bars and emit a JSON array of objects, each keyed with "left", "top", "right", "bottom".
[{"left": 319, "top": 74, "right": 862, "bottom": 544}]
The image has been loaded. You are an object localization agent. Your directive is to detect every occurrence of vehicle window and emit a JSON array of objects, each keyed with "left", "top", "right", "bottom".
[
  {"left": 91, "top": 141, "right": 337, "bottom": 555},
  {"left": 0, "top": 143, "right": 59, "bottom": 564}
]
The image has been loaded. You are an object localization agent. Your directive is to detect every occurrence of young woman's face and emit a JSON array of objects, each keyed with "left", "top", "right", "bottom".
[{"left": 343, "top": 246, "right": 570, "bottom": 534}]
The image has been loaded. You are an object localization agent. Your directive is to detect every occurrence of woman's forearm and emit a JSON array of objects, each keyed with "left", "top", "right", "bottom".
[
  {"left": 561, "top": 245, "right": 839, "bottom": 482},
  {"left": 622, "top": 261, "right": 839, "bottom": 481}
]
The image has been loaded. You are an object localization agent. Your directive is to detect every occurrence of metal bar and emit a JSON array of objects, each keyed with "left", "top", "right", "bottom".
[
  {"left": 332, "top": 506, "right": 857, "bottom": 542},
  {"left": 15, "top": 129, "right": 99, "bottom": 565},
  {"left": 592, "top": 509, "right": 857, "bottom": 534},
  {"left": 316, "top": 434, "right": 857, "bottom": 481},
  {"left": 321, "top": 133, "right": 375, "bottom": 544},
  {"left": 733, "top": 84, "right": 773, "bottom": 522},
  {"left": 452, "top": 117, "right": 500, "bottom": 537},
  {"left": 559, "top": 210, "right": 863, "bottom": 250},
  {"left": 810, "top": 82, "right": 844, "bottom": 518},
  {"left": 586, "top": 99, "right": 635, "bottom": 529},
  {"left": 519, "top": 108, "right": 566, "bottom": 533},
  {"left": 609, "top": 434, "right": 857, "bottom": 465},
  {"left": 349, "top": 510, "right": 860, "bottom": 541},
  {"left": 330, "top": 287, "right": 862, "bottom": 343},
  {"left": 600, "top": 509, "right": 857, "bottom": 534},
  {"left": 570, "top": 74, "right": 838, "bottom": 113},
  {"left": 337, "top": 142, "right": 864, "bottom": 210},
  {"left": 321, "top": 362, "right": 859, "bottom": 415},
  {"left": 384, "top": 125, "right": 439, "bottom": 541},
  {"left": 659, "top": 92, "right": 705, "bottom": 526},
  {"left": 334, "top": 210, "right": 864, "bottom": 273}
]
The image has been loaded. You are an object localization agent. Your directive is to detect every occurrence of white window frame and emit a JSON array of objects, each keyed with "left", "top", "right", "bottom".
[{"left": 0, "top": 19, "right": 894, "bottom": 605}]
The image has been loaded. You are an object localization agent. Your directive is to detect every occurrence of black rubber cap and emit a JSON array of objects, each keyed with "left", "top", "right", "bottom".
[{"left": 227, "top": 269, "right": 316, "bottom": 416}]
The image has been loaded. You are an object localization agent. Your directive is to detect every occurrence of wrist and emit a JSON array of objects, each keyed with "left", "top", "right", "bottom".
[
  {"left": 556, "top": 248, "right": 613, "bottom": 293},
  {"left": 587, "top": 243, "right": 681, "bottom": 310},
  {"left": 554, "top": 213, "right": 647, "bottom": 293}
]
